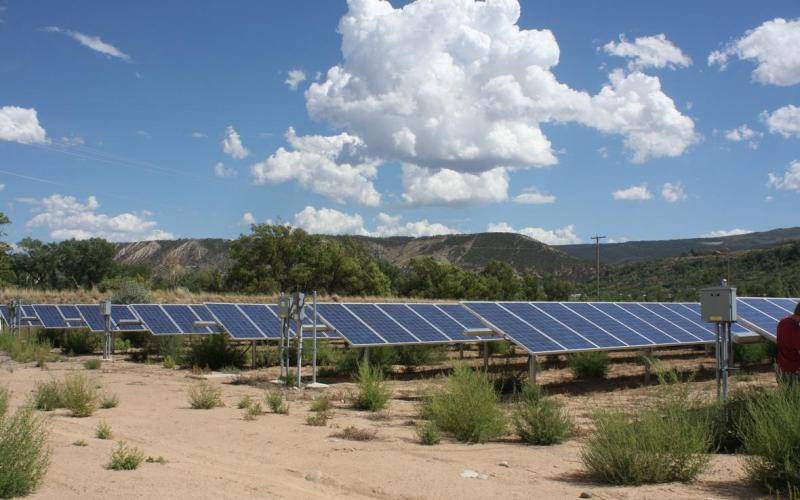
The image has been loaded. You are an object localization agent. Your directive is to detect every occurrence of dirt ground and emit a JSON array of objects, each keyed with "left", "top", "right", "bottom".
[{"left": 0, "top": 349, "right": 776, "bottom": 500}]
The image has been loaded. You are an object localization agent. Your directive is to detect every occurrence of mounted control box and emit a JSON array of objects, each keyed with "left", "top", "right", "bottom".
[
  {"left": 278, "top": 296, "right": 291, "bottom": 319},
  {"left": 99, "top": 300, "right": 112, "bottom": 317},
  {"left": 700, "top": 286, "right": 737, "bottom": 322}
]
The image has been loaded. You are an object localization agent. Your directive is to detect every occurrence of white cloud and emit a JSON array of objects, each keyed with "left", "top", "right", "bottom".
[
  {"left": 724, "top": 124, "right": 762, "bottom": 149},
  {"left": 761, "top": 105, "right": 800, "bottom": 138},
  {"left": 24, "top": 194, "right": 173, "bottom": 242},
  {"left": 487, "top": 222, "right": 581, "bottom": 245},
  {"left": 213, "top": 162, "right": 237, "bottom": 178},
  {"left": 191, "top": 131, "right": 207, "bottom": 138},
  {"left": 661, "top": 182, "right": 687, "bottom": 203},
  {"left": 251, "top": 127, "right": 381, "bottom": 206},
  {"left": 0, "top": 106, "right": 48, "bottom": 144},
  {"left": 293, "top": 206, "right": 371, "bottom": 236},
  {"left": 708, "top": 18, "right": 800, "bottom": 86},
  {"left": 222, "top": 125, "right": 249, "bottom": 160},
  {"left": 292, "top": 206, "right": 457, "bottom": 237},
  {"left": 305, "top": 0, "right": 697, "bottom": 171},
  {"left": 401, "top": 165, "right": 508, "bottom": 206},
  {"left": 240, "top": 212, "right": 256, "bottom": 226},
  {"left": 701, "top": 228, "right": 753, "bottom": 238},
  {"left": 285, "top": 69, "right": 307, "bottom": 91},
  {"left": 603, "top": 33, "right": 691, "bottom": 71},
  {"left": 59, "top": 135, "right": 85, "bottom": 146},
  {"left": 512, "top": 186, "right": 556, "bottom": 205},
  {"left": 612, "top": 183, "right": 653, "bottom": 201},
  {"left": 768, "top": 160, "right": 800, "bottom": 191},
  {"left": 42, "top": 26, "right": 130, "bottom": 61}
]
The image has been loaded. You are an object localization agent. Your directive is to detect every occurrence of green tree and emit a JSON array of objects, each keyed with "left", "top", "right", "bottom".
[{"left": 0, "top": 213, "right": 13, "bottom": 284}]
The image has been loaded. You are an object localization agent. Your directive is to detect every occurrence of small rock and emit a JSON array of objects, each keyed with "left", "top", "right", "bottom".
[
  {"left": 460, "top": 469, "right": 488, "bottom": 480},
  {"left": 498, "top": 461, "right": 510, "bottom": 468},
  {"left": 305, "top": 471, "right": 323, "bottom": 482},
  {"left": 326, "top": 437, "right": 339, "bottom": 443},
  {"left": 579, "top": 492, "right": 592, "bottom": 499}
]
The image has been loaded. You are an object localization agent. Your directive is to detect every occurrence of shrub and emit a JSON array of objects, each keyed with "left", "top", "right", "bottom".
[
  {"left": 422, "top": 364, "right": 505, "bottom": 443},
  {"left": 581, "top": 393, "right": 711, "bottom": 485},
  {"left": 734, "top": 342, "right": 770, "bottom": 368},
  {"left": 310, "top": 396, "right": 333, "bottom": 413},
  {"left": 84, "top": 359, "right": 102, "bottom": 370},
  {"left": 416, "top": 421, "right": 441, "bottom": 445},
  {"left": 569, "top": 351, "right": 610, "bottom": 380},
  {"left": 739, "top": 384, "right": 800, "bottom": 494},
  {"left": 162, "top": 355, "right": 177, "bottom": 370},
  {"left": 107, "top": 441, "right": 144, "bottom": 471},
  {"left": 95, "top": 421, "right": 113, "bottom": 440},
  {"left": 331, "top": 426, "right": 377, "bottom": 441},
  {"left": 237, "top": 395, "right": 254, "bottom": 409},
  {"left": 306, "top": 411, "right": 332, "bottom": 426},
  {"left": 513, "top": 394, "right": 573, "bottom": 445},
  {"left": 266, "top": 391, "right": 289, "bottom": 414},
  {"left": 110, "top": 280, "right": 151, "bottom": 304},
  {"left": 0, "top": 405, "right": 51, "bottom": 497},
  {"left": 394, "top": 345, "right": 446, "bottom": 368},
  {"left": 184, "top": 335, "right": 243, "bottom": 371},
  {"left": 33, "top": 379, "right": 63, "bottom": 411},
  {"left": 351, "top": 362, "right": 391, "bottom": 412},
  {"left": 99, "top": 391, "right": 119, "bottom": 409},
  {"left": 243, "top": 402, "right": 262, "bottom": 421},
  {"left": 0, "top": 387, "right": 9, "bottom": 418},
  {"left": 187, "top": 381, "right": 222, "bottom": 409},
  {"left": 697, "top": 386, "right": 768, "bottom": 453},
  {"left": 0, "top": 335, "right": 53, "bottom": 364},
  {"left": 333, "top": 347, "right": 397, "bottom": 376},
  {"left": 62, "top": 331, "right": 101, "bottom": 356},
  {"left": 61, "top": 373, "right": 97, "bottom": 417}
]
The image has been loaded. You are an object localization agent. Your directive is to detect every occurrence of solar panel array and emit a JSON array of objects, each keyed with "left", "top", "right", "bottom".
[
  {"left": 204, "top": 303, "right": 335, "bottom": 340},
  {"left": 314, "top": 303, "right": 495, "bottom": 347},
  {"left": 462, "top": 301, "right": 738, "bottom": 355},
  {"left": 736, "top": 297, "right": 798, "bottom": 342}
]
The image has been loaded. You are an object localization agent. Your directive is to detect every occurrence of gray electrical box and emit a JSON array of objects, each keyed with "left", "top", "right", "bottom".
[
  {"left": 278, "top": 296, "right": 290, "bottom": 319},
  {"left": 700, "top": 286, "right": 737, "bottom": 322},
  {"left": 99, "top": 300, "right": 112, "bottom": 317}
]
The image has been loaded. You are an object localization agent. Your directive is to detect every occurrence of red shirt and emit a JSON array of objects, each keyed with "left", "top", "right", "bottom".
[{"left": 777, "top": 316, "right": 800, "bottom": 374}]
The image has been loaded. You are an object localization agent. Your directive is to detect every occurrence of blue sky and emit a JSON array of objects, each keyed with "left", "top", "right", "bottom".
[{"left": 1, "top": 0, "right": 799, "bottom": 246}]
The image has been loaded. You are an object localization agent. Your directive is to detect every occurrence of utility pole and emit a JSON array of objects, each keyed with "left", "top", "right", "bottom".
[{"left": 591, "top": 234, "right": 606, "bottom": 300}]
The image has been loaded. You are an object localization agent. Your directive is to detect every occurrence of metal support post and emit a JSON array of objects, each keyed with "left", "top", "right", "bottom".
[
  {"left": 528, "top": 355, "right": 537, "bottom": 385},
  {"left": 251, "top": 340, "right": 257, "bottom": 369},
  {"left": 459, "top": 343, "right": 464, "bottom": 360},
  {"left": 715, "top": 323, "right": 721, "bottom": 400},
  {"left": 644, "top": 348, "right": 653, "bottom": 384},
  {"left": 483, "top": 342, "right": 489, "bottom": 371},
  {"left": 296, "top": 315, "right": 303, "bottom": 389},
  {"left": 312, "top": 291, "right": 318, "bottom": 385},
  {"left": 363, "top": 347, "right": 370, "bottom": 365}
]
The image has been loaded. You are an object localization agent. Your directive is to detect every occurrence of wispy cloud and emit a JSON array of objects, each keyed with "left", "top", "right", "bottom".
[{"left": 42, "top": 26, "right": 131, "bottom": 61}]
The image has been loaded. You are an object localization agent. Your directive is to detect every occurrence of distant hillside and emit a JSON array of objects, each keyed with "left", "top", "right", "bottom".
[
  {"left": 114, "top": 232, "right": 592, "bottom": 279},
  {"left": 558, "top": 227, "right": 800, "bottom": 265}
]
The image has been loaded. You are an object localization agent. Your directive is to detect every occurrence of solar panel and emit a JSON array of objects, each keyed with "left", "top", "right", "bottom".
[
  {"left": 315, "top": 303, "right": 386, "bottom": 346},
  {"left": 32, "top": 305, "right": 69, "bottom": 329},
  {"left": 677, "top": 303, "right": 752, "bottom": 336},
  {"left": 273, "top": 305, "right": 338, "bottom": 339},
  {"left": 111, "top": 305, "right": 146, "bottom": 331},
  {"left": 159, "top": 304, "right": 217, "bottom": 334},
  {"left": 130, "top": 304, "right": 182, "bottom": 335},
  {"left": 376, "top": 304, "right": 450, "bottom": 343},
  {"left": 75, "top": 305, "right": 105, "bottom": 332},
  {"left": 0, "top": 305, "right": 9, "bottom": 326},
  {"left": 640, "top": 303, "right": 714, "bottom": 342},
  {"left": 532, "top": 302, "right": 626, "bottom": 348},
  {"left": 735, "top": 297, "right": 797, "bottom": 341},
  {"left": 345, "top": 303, "right": 420, "bottom": 344},
  {"left": 561, "top": 302, "right": 654, "bottom": 347},
  {"left": 238, "top": 304, "right": 283, "bottom": 339},
  {"left": 189, "top": 305, "right": 223, "bottom": 333},
  {"left": 503, "top": 303, "right": 595, "bottom": 350},
  {"left": 404, "top": 303, "right": 494, "bottom": 342},
  {"left": 19, "top": 305, "right": 42, "bottom": 327},
  {"left": 205, "top": 303, "right": 267, "bottom": 339},
  {"left": 57, "top": 305, "right": 84, "bottom": 325},
  {"left": 617, "top": 303, "right": 703, "bottom": 343},
  {"left": 462, "top": 302, "right": 565, "bottom": 353}
]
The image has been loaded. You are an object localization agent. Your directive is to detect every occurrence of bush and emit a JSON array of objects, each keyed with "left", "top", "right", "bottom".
[
  {"left": 513, "top": 394, "right": 573, "bottom": 445},
  {"left": 739, "top": 384, "right": 800, "bottom": 494},
  {"left": 162, "top": 355, "right": 177, "bottom": 369},
  {"left": 569, "top": 351, "right": 610, "bottom": 380},
  {"left": 351, "top": 362, "right": 391, "bottom": 412},
  {"left": 187, "top": 381, "right": 222, "bottom": 409},
  {"left": 99, "top": 391, "right": 119, "bottom": 409},
  {"left": 237, "top": 395, "right": 254, "bottom": 409},
  {"left": 95, "top": 420, "right": 113, "bottom": 440},
  {"left": 0, "top": 387, "right": 9, "bottom": 418},
  {"left": 243, "top": 402, "right": 262, "bottom": 421},
  {"left": 394, "top": 345, "right": 446, "bottom": 368},
  {"left": 61, "top": 373, "right": 97, "bottom": 417},
  {"left": 62, "top": 331, "right": 101, "bottom": 356},
  {"left": 581, "top": 393, "right": 711, "bottom": 485},
  {"left": 84, "top": 359, "right": 102, "bottom": 370},
  {"left": 33, "top": 379, "right": 63, "bottom": 411},
  {"left": 422, "top": 364, "right": 505, "bottom": 443},
  {"left": 306, "top": 411, "right": 332, "bottom": 426},
  {"left": 0, "top": 405, "right": 50, "bottom": 497},
  {"left": 333, "top": 347, "right": 397, "bottom": 376},
  {"left": 184, "top": 335, "right": 243, "bottom": 371},
  {"left": 0, "top": 335, "right": 53, "bottom": 364},
  {"left": 266, "top": 391, "right": 288, "bottom": 414},
  {"left": 107, "top": 441, "right": 144, "bottom": 471},
  {"left": 416, "top": 421, "right": 441, "bottom": 445},
  {"left": 331, "top": 426, "right": 377, "bottom": 441},
  {"left": 110, "top": 280, "right": 151, "bottom": 304},
  {"left": 310, "top": 396, "right": 333, "bottom": 413},
  {"left": 734, "top": 342, "right": 770, "bottom": 368},
  {"left": 694, "top": 386, "right": 768, "bottom": 454}
]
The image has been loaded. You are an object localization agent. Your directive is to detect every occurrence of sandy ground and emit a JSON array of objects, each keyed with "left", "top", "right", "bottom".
[{"left": 0, "top": 350, "right": 775, "bottom": 500}]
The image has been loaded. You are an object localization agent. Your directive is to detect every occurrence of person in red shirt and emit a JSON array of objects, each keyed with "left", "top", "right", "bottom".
[{"left": 776, "top": 302, "right": 800, "bottom": 384}]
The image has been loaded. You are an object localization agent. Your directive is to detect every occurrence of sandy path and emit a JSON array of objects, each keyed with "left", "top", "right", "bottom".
[{"left": 0, "top": 357, "right": 770, "bottom": 500}]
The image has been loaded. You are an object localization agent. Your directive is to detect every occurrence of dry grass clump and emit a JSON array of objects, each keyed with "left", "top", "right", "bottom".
[
  {"left": 310, "top": 396, "right": 333, "bottom": 413},
  {"left": 107, "top": 441, "right": 144, "bottom": 471},
  {"left": 266, "top": 391, "right": 289, "bottom": 414},
  {"left": 415, "top": 421, "right": 441, "bottom": 445},
  {"left": 99, "top": 391, "right": 119, "bottom": 409},
  {"left": 243, "top": 402, "right": 263, "bottom": 421},
  {"left": 72, "top": 439, "right": 88, "bottom": 447},
  {"left": 0, "top": 403, "right": 51, "bottom": 497},
  {"left": 512, "top": 385, "right": 573, "bottom": 445},
  {"left": 187, "top": 381, "right": 223, "bottom": 410},
  {"left": 331, "top": 426, "right": 377, "bottom": 441},
  {"left": 95, "top": 420, "right": 113, "bottom": 440},
  {"left": 61, "top": 373, "right": 98, "bottom": 417},
  {"left": 350, "top": 362, "right": 391, "bottom": 412},
  {"left": 83, "top": 359, "right": 102, "bottom": 370},
  {"left": 306, "top": 411, "right": 332, "bottom": 426}
]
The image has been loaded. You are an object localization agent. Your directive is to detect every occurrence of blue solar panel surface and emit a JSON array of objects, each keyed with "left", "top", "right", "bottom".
[
  {"left": 206, "top": 303, "right": 266, "bottom": 339},
  {"left": 111, "top": 305, "right": 146, "bottom": 331},
  {"left": 57, "top": 305, "right": 83, "bottom": 324},
  {"left": 405, "top": 304, "right": 461, "bottom": 341},
  {"left": 130, "top": 305, "right": 180, "bottom": 335},
  {"left": 189, "top": 305, "right": 223, "bottom": 333},
  {"left": 534, "top": 302, "right": 626, "bottom": 348},
  {"left": 19, "top": 306, "right": 42, "bottom": 327},
  {"left": 75, "top": 305, "right": 105, "bottom": 332},
  {"left": 641, "top": 303, "right": 714, "bottom": 342},
  {"left": 346, "top": 304, "right": 419, "bottom": 344},
  {"left": 463, "top": 302, "right": 564, "bottom": 353},
  {"left": 159, "top": 305, "right": 211, "bottom": 334},
  {"left": 377, "top": 304, "right": 450, "bottom": 343},
  {"left": 316, "top": 303, "right": 384, "bottom": 345},
  {"left": 562, "top": 302, "right": 653, "bottom": 347},
  {"left": 736, "top": 297, "right": 797, "bottom": 340},
  {"left": 0, "top": 305, "right": 9, "bottom": 325},
  {"left": 32, "top": 305, "right": 68, "bottom": 328},
  {"left": 238, "top": 304, "right": 282, "bottom": 339},
  {"left": 504, "top": 303, "right": 594, "bottom": 350}
]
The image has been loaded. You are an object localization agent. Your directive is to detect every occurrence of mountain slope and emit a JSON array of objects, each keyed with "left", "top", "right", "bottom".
[{"left": 558, "top": 227, "right": 800, "bottom": 265}]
